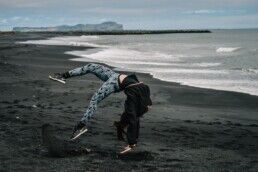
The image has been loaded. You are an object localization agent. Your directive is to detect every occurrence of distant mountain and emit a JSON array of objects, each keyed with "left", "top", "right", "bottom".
[{"left": 13, "top": 22, "right": 123, "bottom": 32}]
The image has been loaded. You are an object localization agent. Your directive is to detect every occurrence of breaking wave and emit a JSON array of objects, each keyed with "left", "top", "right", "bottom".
[{"left": 216, "top": 47, "right": 241, "bottom": 53}]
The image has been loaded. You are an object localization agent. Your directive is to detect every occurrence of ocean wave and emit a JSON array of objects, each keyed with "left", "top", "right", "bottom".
[
  {"left": 79, "top": 35, "right": 99, "bottom": 39},
  {"left": 216, "top": 47, "right": 241, "bottom": 53},
  {"left": 110, "top": 61, "right": 173, "bottom": 66},
  {"left": 17, "top": 35, "right": 103, "bottom": 48},
  {"left": 231, "top": 68, "right": 258, "bottom": 74},
  {"left": 242, "top": 68, "right": 258, "bottom": 74},
  {"left": 247, "top": 68, "right": 258, "bottom": 74},
  {"left": 16, "top": 35, "right": 258, "bottom": 96},
  {"left": 70, "top": 47, "right": 184, "bottom": 62},
  {"left": 151, "top": 68, "right": 227, "bottom": 74},
  {"left": 68, "top": 47, "right": 258, "bottom": 95},
  {"left": 150, "top": 76, "right": 258, "bottom": 96},
  {"left": 52, "top": 35, "right": 100, "bottom": 41},
  {"left": 67, "top": 41, "right": 106, "bottom": 47},
  {"left": 191, "top": 63, "right": 221, "bottom": 67},
  {"left": 110, "top": 61, "right": 221, "bottom": 67}
]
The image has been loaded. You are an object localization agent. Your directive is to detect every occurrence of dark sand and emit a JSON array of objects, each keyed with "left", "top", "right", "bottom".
[
  {"left": 0, "top": 32, "right": 258, "bottom": 171},
  {"left": 41, "top": 123, "right": 90, "bottom": 157}
]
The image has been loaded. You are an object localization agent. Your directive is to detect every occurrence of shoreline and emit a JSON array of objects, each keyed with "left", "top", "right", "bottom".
[
  {"left": 1, "top": 29, "right": 211, "bottom": 35},
  {"left": 1, "top": 33, "right": 258, "bottom": 171},
  {"left": 16, "top": 31, "right": 258, "bottom": 97},
  {"left": 67, "top": 47, "right": 258, "bottom": 105},
  {"left": 75, "top": 58, "right": 258, "bottom": 98},
  {"left": 4, "top": 32, "right": 258, "bottom": 119}
]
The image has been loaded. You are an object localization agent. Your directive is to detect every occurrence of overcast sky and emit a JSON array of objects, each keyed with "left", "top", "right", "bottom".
[{"left": 0, "top": 0, "right": 258, "bottom": 30}]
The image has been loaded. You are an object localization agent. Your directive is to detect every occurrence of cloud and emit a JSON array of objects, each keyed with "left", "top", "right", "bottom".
[
  {"left": 0, "top": 18, "right": 8, "bottom": 24},
  {"left": 210, "top": 14, "right": 258, "bottom": 28},
  {"left": 183, "top": 9, "right": 218, "bottom": 14},
  {"left": 183, "top": 9, "right": 247, "bottom": 15},
  {"left": 11, "top": 16, "right": 22, "bottom": 20},
  {"left": 84, "top": 7, "right": 167, "bottom": 15},
  {"left": 193, "top": 10, "right": 218, "bottom": 14},
  {"left": 0, "top": 0, "right": 258, "bottom": 30},
  {"left": 8, "top": 16, "right": 30, "bottom": 22},
  {"left": 0, "top": 16, "right": 31, "bottom": 27},
  {"left": 1, "top": 0, "right": 257, "bottom": 11},
  {"left": 0, "top": 0, "right": 55, "bottom": 8}
]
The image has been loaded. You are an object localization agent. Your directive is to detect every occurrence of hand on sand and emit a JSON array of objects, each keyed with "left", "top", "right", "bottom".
[{"left": 119, "top": 144, "right": 136, "bottom": 154}]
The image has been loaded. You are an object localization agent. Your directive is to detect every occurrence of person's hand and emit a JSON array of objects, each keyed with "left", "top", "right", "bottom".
[{"left": 119, "top": 144, "right": 136, "bottom": 154}]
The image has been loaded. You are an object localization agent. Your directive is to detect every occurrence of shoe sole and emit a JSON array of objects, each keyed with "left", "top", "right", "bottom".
[
  {"left": 49, "top": 75, "right": 66, "bottom": 84},
  {"left": 119, "top": 147, "right": 133, "bottom": 154},
  {"left": 70, "top": 128, "right": 88, "bottom": 140}
]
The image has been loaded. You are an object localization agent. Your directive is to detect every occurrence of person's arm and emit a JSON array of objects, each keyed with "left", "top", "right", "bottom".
[{"left": 123, "top": 97, "right": 139, "bottom": 146}]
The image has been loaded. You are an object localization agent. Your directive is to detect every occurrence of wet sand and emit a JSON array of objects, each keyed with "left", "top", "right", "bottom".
[{"left": 0, "top": 32, "right": 258, "bottom": 171}]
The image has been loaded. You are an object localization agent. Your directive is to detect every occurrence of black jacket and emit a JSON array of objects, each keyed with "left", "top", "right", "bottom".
[{"left": 119, "top": 74, "right": 152, "bottom": 145}]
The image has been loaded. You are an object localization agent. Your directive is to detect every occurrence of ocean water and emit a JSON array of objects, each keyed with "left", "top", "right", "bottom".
[{"left": 19, "top": 29, "right": 258, "bottom": 96}]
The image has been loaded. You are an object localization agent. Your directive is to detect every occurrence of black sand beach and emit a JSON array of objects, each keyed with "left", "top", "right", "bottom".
[{"left": 0, "top": 32, "right": 258, "bottom": 171}]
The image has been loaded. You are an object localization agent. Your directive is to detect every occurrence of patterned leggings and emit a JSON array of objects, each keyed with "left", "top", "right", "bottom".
[{"left": 68, "top": 63, "right": 120, "bottom": 124}]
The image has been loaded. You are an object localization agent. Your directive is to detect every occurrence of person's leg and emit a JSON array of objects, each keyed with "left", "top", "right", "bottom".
[
  {"left": 71, "top": 72, "right": 120, "bottom": 139},
  {"left": 80, "top": 73, "right": 120, "bottom": 124},
  {"left": 68, "top": 63, "right": 117, "bottom": 82},
  {"left": 136, "top": 119, "right": 140, "bottom": 140}
]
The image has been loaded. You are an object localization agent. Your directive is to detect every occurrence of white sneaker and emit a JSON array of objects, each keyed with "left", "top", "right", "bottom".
[
  {"left": 119, "top": 144, "right": 136, "bottom": 154},
  {"left": 49, "top": 73, "right": 66, "bottom": 84},
  {"left": 70, "top": 122, "right": 88, "bottom": 140}
]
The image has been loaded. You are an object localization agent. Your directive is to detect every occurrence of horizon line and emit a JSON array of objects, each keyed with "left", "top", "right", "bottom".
[{"left": 1, "top": 27, "right": 258, "bottom": 32}]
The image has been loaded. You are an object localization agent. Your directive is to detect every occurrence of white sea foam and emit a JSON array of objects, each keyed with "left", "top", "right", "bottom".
[
  {"left": 216, "top": 47, "right": 241, "bottom": 53},
  {"left": 143, "top": 68, "right": 227, "bottom": 74},
  {"left": 191, "top": 63, "right": 221, "bottom": 67},
  {"left": 18, "top": 35, "right": 104, "bottom": 47},
  {"left": 243, "top": 68, "right": 258, "bottom": 74},
  {"left": 67, "top": 48, "right": 224, "bottom": 74},
  {"left": 79, "top": 35, "right": 99, "bottom": 39},
  {"left": 231, "top": 68, "right": 258, "bottom": 75},
  {"left": 67, "top": 41, "right": 104, "bottom": 47},
  {"left": 107, "top": 61, "right": 173, "bottom": 66},
  {"left": 68, "top": 47, "right": 257, "bottom": 96},
  {"left": 151, "top": 75, "right": 258, "bottom": 95},
  {"left": 16, "top": 35, "right": 258, "bottom": 96},
  {"left": 109, "top": 61, "right": 221, "bottom": 67},
  {"left": 69, "top": 47, "right": 183, "bottom": 62}
]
